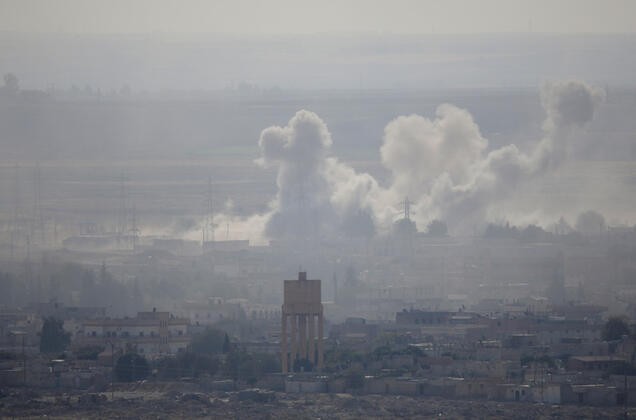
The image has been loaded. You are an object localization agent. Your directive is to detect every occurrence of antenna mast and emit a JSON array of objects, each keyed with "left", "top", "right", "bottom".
[
  {"left": 203, "top": 176, "right": 216, "bottom": 245},
  {"left": 403, "top": 197, "right": 412, "bottom": 221}
]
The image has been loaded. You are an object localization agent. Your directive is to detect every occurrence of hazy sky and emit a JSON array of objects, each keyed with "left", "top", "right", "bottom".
[{"left": 1, "top": 0, "right": 634, "bottom": 34}]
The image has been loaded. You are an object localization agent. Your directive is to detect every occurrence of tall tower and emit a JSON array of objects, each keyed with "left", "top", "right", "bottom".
[
  {"left": 392, "top": 196, "right": 416, "bottom": 257},
  {"left": 281, "top": 272, "right": 324, "bottom": 373}
]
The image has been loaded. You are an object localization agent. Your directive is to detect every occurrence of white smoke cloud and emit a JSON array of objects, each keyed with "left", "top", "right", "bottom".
[
  {"left": 384, "top": 80, "right": 604, "bottom": 232},
  {"left": 380, "top": 104, "right": 488, "bottom": 199},
  {"left": 215, "top": 80, "right": 604, "bottom": 241},
  {"left": 248, "top": 110, "right": 381, "bottom": 239}
]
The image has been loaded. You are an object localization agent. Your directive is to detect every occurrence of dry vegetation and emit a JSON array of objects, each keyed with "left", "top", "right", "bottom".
[{"left": 1, "top": 386, "right": 631, "bottom": 419}]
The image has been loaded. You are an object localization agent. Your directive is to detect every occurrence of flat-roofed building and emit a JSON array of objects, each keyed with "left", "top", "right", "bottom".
[{"left": 77, "top": 309, "right": 190, "bottom": 357}]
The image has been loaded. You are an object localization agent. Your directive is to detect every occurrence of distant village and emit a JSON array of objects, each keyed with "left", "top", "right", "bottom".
[{"left": 2, "top": 217, "right": 636, "bottom": 411}]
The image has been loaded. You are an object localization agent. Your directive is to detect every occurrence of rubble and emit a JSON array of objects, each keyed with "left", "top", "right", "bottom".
[
  {"left": 77, "top": 393, "right": 107, "bottom": 406},
  {"left": 237, "top": 388, "right": 277, "bottom": 403}
]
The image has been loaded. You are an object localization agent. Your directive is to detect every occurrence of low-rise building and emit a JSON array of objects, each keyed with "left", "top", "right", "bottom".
[
  {"left": 567, "top": 356, "right": 628, "bottom": 373},
  {"left": 76, "top": 309, "right": 190, "bottom": 357}
]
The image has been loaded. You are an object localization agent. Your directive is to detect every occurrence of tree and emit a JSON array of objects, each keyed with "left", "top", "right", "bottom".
[
  {"left": 519, "top": 224, "right": 552, "bottom": 243},
  {"left": 155, "top": 356, "right": 181, "bottom": 380},
  {"left": 552, "top": 216, "right": 573, "bottom": 235},
  {"left": 39, "top": 317, "right": 70, "bottom": 354},
  {"left": 170, "top": 352, "right": 220, "bottom": 378},
  {"left": 602, "top": 316, "right": 630, "bottom": 341},
  {"left": 483, "top": 222, "right": 518, "bottom": 239},
  {"left": 191, "top": 328, "right": 230, "bottom": 354},
  {"left": 345, "top": 369, "right": 364, "bottom": 390},
  {"left": 220, "top": 349, "right": 277, "bottom": 384},
  {"left": 115, "top": 353, "right": 150, "bottom": 382},
  {"left": 75, "top": 345, "right": 104, "bottom": 360},
  {"left": 223, "top": 348, "right": 251, "bottom": 381},
  {"left": 575, "top": 210, "right": 606, "bottom": 235}
]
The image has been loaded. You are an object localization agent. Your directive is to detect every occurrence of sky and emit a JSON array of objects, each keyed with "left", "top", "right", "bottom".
[{"left": 0, "top": 0, "right": 635, "bottom": 35}]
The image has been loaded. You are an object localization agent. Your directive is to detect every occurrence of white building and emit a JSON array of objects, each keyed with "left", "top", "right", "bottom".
[{"left": 78, "top": 310, "right": 190, "bottom": 357}]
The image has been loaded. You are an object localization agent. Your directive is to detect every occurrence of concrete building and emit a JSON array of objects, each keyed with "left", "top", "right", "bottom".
[
  {"left": 281, "top": 272, "right": 323, "bottom": 373},
  {"left": 180, "top": 297, "right": 245, "bottom": 325},
  {"left": 567, "top": 356, "right": 628, "bottom": 373},
  {"left": 78, "top": 309, "right": 190, "bottom": 357}
]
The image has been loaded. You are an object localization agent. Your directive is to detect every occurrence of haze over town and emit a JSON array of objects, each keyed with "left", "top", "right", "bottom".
[{"left": 1, "top": 1, "right": 636, "bottom": 417}]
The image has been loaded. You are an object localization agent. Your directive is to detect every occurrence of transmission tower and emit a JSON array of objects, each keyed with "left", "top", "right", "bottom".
[
  {"left": 130, "top": 204, "right": 140, "bottom": 251},
  {"left": 202, "top": 177, "right": 217, "bottom": 245},
  {"left": 402, "top": 197, "right": 412, "bottom": 221}
]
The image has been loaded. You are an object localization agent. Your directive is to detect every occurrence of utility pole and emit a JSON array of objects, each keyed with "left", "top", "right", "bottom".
[{"left": 130, "top": 204, "right": 139, "bottom": 252}]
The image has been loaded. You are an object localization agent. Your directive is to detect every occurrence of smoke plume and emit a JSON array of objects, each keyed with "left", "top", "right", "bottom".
[
  {"left": 218, "top": 80, "right": 604, "bottom": 241},
  {"left": 255, "top": 110, "right": 381, "bottom": 239},
  {"left": 382, "top": 80, "right": 604, "bottom": 232}
]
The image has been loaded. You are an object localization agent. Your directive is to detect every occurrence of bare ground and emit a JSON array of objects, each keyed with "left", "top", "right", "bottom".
[{"left": 1, "top": 388, "right": 632, "bottom": 419}]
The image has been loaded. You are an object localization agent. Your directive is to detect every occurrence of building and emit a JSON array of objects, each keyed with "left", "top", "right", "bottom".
[
  {"left": 281, "top": 272, "right": 324, "bottom": 373},
  {"left": 77, "top": 309, "right": 190, "bottom": 357},
  {"left": 567, "top": 356, "right": 628, "bottom": 373},
  {"left": 180, "top": 297, "right": 245, "bottom": 325},
  {"left": 396, "top": 310, "right": 481, "bottom": 325}
]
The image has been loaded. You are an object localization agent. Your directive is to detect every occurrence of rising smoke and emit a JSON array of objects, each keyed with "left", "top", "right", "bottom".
[
  {"left": 255, "top": 110, "right": 380, "bottom": 239},
  {"left": 215, "top": 80, "right": 604, "bottom": 241}
]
